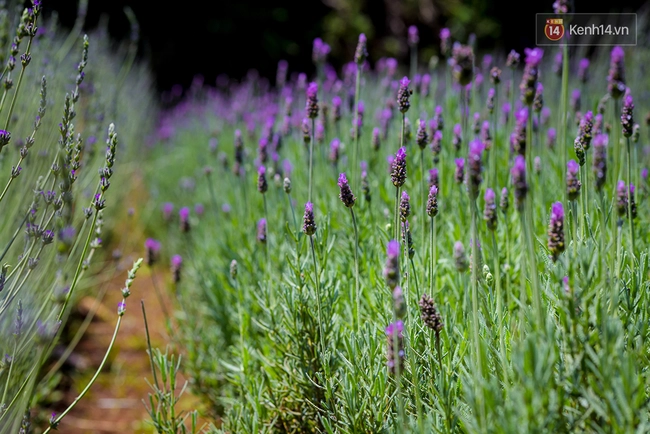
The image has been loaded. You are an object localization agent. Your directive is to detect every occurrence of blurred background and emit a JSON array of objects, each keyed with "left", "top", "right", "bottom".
[{"left": 42, "top": 0, "right": 648, "bottom": 98}]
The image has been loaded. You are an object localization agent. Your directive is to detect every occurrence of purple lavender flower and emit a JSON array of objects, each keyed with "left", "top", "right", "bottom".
[
  {"left": 472, "top": 112, "right": 481, "bottom": 136},
  {"left": 642, "top": 168, "right": 648, "bottom": 183},
  {"left": 384, "top": 239, "right": 400, "bottom": 289},
  {"left": 302, "top": 202, "right": 317, "bottom": 236},
  {"left": 162, "top": 202, "right": 174, "bottom": 221},
  {"left": 372, "top": 127, "right": 381, "bottom": 150},
  {"left": 427, "top": 185, "right": 438, "bottom": 218},
  {"left": 419, "top": 294, "right": 443, "bottom": 335},
  {"left": 547, "top": 127, "right": 557, "bottom": 149},
  {"left": 533, "top": 83, "right": 544, "bottom": 113},
  {"left": 616, "top": 180, "right": 628, "bottom": 217},
  {"left": 390, "top": 147, "right": 407, "bottom": 187},
  {"left": 578, "top": 58, "right": 590, "bottom": 83},
  {"left": 511, "top": 155, "right": 528, "bottom": 210},
  {"left": 306, "top": 82, "right": 319, "bottom": 119},
  {"left": 117, "top": 301, "right": 126, "bottom": 316},
  {"left": 621, "top": 93, "right": 634, "bottom": 137},
  {"left": 302, "top": 118, "right": 311, "bottom": 143},
  {"left": 429, "top": 168, "right": 439, "bottom": 189},
  {"left": 452, "top": 44, "right": 474, "bottom": 86},
  {"left": 171, "top": 254, "right": 182, "bottom": 283},
  {"left": 416, "top": 119, "right": 428, "bottom": 150},
  {"left": 179, "top": 207, "right": 190, "bottom": 233},
  {"left": 433, "top": 106, "right": 444, "bottom": 131},
  {"left": 500, "top": 187, "right": 509, "bottom": 214},
  {"left": 490, "top": 66, "right": 502, "bottom": 85},
  {"left": 312, "top": 38, "right": 330, "bottom": 64},
  {"left": 593, "top": 134, "right": 608, "bottom": 192},
  {"left": 257, "top": 165, "right": 268, "bottom": 194},
  {"left": 338, "top": 173, "right": 356, "bottom": 208},
  {"left": 453, "top": 241, "right": 468, "bottom": 272},
  {"left": 354, "top": 33, "right": 368, "bottom": 65},
  {"left": 332, "top": 96, "right": 342, "bottom": 122},
  {"left": 481, "top": 121, "right": 492, "bottom": 149},
  {"left": 440, "top": 28, "right": 451, "bottom": 56},
  {"left": 399, "top": 191, "right": 410, "bottom": 222},
  {"left": 484, "top": 188, "right": 497, "bottom": 230},
  {"left": 608, "top": 46, "right": 626, "bottom": 99},
  {"left": 329, "top": 138, "right": 340, "bottom": 165},
  {"left": 431, "top": 130, "right": 442, "bottom": 163},
  {"left": 454, "top": 158, "right": 465, "bottom": 185},
  {"left": 630, "top": 184, "right": 637, "bottom": 219},
  {"left": 385, "top": 320, "right": 405, "bottom": 374},
  {"left": 553, "top": 0, "right": 568, "bottom": 13},
  {"left": 506, "top": 50, "right": 521, "bottom": 69},
  {"left": 502, "top": 102, "right": 511, "bottom": 125},
  {"left": 487, "top": 88, "right": 495, "bottom": 114},
  {"left": 145, "top": 238, "right": 161, "bottom": 267},
  {"left": 534, "top": 156, "right": 542, "bottom": 175},
  {"left": 567, "top": 160, "right": 582, "bottom": 201},
  {"left": 452, "top": 123, "right": 462, "bottom": 151},
  {"left": 195, "top": 203, "right": 204, "bottom": 216},
  {"left": 408, "top": 25, "right": 419, "bottom": 46},
  {"left": 511, "top": 108, "right": 528, "bottom": 156},
  {"left": 397, "top": 77, "right": 412, "bottom": 113},
  {"left": 548, "top": 202, "right": 565, "bottom": 262},
  {"left": 257, "top": 218, "right": 267, "bottom": 243},
  {"left": 467, "top": 139, "right": 485, "bottom": 198},
  {"left": 570, "top": 89, "right": 581, "bottom": 112},
  {"left": 520, "top": 48, "right": 543, "bottom": 105}
]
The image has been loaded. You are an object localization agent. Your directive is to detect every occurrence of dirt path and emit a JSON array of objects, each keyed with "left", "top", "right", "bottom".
[{"left": 45, "top": 177, "right": 212, "bottom": 433}]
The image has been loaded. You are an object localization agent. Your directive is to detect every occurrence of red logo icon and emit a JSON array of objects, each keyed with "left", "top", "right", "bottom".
[{"left": 545, "top": 18, "right": 565, "bottom": 41}]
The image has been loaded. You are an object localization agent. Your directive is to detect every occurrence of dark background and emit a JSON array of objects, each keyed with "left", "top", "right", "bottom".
[{"left": 40, "top": 0, "right": 649, "bottom": 98}]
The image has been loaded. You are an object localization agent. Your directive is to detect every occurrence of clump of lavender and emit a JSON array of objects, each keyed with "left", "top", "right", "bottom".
[
  {"left": 390, "top": 147, "right": 407, "bottom": 187},
  {"left": 385, "top": 321, "right": 405, "bottom": 375},
  {"left": 616, "top": 180, "right": 628, "bottom": 217},
  {"left": 593, "top": 134, "right": 608, "bottom": 192},
  {"left": 454, "top": 158, "right": 465, "bottom": 185},
  {"left": 171, "top": 255, "right": 182, "bottom": 283},
  {"left": 397, "top": 77, "right": 412, "bottom": 113},
  {"left": 547, "top": 202, "right": 565, "bottom": 262},
  {"left": 452, "top": 123, "right": 462, "bottom": 152},
  {"left": 454, "top": 241, "right": 469, "bottom": 272},
  {"left": 257, "top": 218, "right": 267, "bottom": 243},
  {"left": 419, "top": 294, "right": 443, "bottom": 336},
  {"left": 511, "top": 155, "right": 528, "bottom": 211},
  {"left": 520, "top": 48, "right": 543, "bottom": 106},
  {"left": 621, "top": 93, "right": 634, "bottom": 137},
  {"left": 338, "top": 173, "right": 356, "bottom": 208},
  {"left": 384, "top": 239, "right": 400, "bottom": 289},
  {"left": 467, "top": 139, "right": 485, "bottom": 199},
  {"left": 484, "top": 188, "right": 497, "bottom": 231},
  {"left": 567, "top": 160, "right": 582, "bottom": 201},
  {"left": 416, "top": 119, "right": 428, "bottom": 150},
  {"left": 399, "top": 191, "right": 410, "bottom": 222},
  {"left": 452, "top": 44, "right": 474, "bottom": 86},
  {"left": 607, "top": 46, "right": 626, "bottom": 99}
]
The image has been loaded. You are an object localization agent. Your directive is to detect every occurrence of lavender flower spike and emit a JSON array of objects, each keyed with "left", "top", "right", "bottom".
[
  {"left": 257, "top": 165, "right": 268, "bottom": 193},
  {"left": 171, "top": 254, "right": 182, "bottom": 283},
  {"left": 467, "top": 139, "right": 485, "bottom": 198},
  {"left": 454, "top": 158, "right": 465, "bottom": 185},
  {"left": 419, "top": 293, "right": 443, "bottom": 335},
  {"left": 306, "top": 82, "right": 319, "bottom": 119},
  {"left": 385, "top": 320, "right": 405, "bottom": 375},
  {"left": 338, "top": 173, "right": 356, "bottom": 208},
  {"left": 484, "top": 188, "right": 497, "bottom": 231},
  {"left": 621, "top": 93, "right": 634, "bottom": 137},
  {"left": 399, "top": 191, "right": 411, "bottom": 222},
  {"left": 257, "top": 218, "right": 267, "bottom": 243},
  {"left": 427, "top": 185, "right": 438, "bottom": 218},
  {"left": 397, "top": 77, "right": 412, "bottom": 113},
  {"left": 566, "top": 160, "right": 582, "bottom": 201},
  {"left": 390, "top": 147, "right": 407, "bottom": 187},
  {"left": 354, "top": 33, "right": 368, "bottom": 65},
  {"left": 607, "top": 46, "right": 626, "bottom": 99},
  {"left": 511, "top": 155, "right": 528, "bottom": 211},
  {"left": 302, "top": 202, "right": 317, "bottom": 236},
  {"left": 416, "top": 119, "right": 428, "bottom": 150},
  {"left": 179, "top": 207, "right": 190, "bottom": 233},
  {"left": 592, "top": 134, "right": 608, "bottom": 192},
  {"left": 384, "top": 239, "right": 400, "bottom": 289},
  {"left": 408, "top": 26, "right": 419, "bottom": 46},
  {"left": 547, "top": 202, "right": 565, "bottom": 262},
  {"left": 616, "top": 180, "right": 628, "bottom": 217}
]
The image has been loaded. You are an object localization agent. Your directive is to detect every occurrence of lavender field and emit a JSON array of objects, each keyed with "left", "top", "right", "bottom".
[{"left": 2, "top": 0, "right": 650, "bottom": 433}]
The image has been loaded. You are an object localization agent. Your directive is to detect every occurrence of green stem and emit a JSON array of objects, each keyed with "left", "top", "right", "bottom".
[
  {"left": 354, "top": 65, "right": 361, "bottom": 193},
  {"left": 309, "top": 235, "right": 326, "bottom": 370},
  {"left": 309, "top": 119, "right": 315, "bottom": 203},
  {"left": 394, "top": 187, "right": 401, "bottom": 244},
  {"left": 626, "top": 137, "right": 635, "bottom": 256},
  {"left": 351, "top": 208, "right": 360, "bottom": 333},
  {"left": 560, "top": 43, "right": 569, "bottom": 203},
  {"left": 491, "top": 230, "right": 507, "bottom": 382},
  {"left": 430, "top": 217, "right": 435, "bottom": 296}
]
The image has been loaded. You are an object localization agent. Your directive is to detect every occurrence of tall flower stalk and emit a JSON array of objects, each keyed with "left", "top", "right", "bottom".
[
  {"left": 621, "top": 93, "right": 636, "bottom": 254},
  {"left": 353, "top": 34, "right": 368, "bottom": 193},
  {"left": 306, "top": 82, "right": 319, "bottom": 203},
  {"left": 338, "top": 173, "right": 360, "bottom": 331}
]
